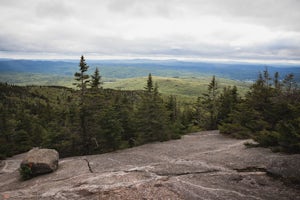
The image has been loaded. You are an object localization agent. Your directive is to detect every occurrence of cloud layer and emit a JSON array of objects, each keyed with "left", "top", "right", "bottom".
[{"left": 0, "top": 0, "right": 299, "bottom": 62}]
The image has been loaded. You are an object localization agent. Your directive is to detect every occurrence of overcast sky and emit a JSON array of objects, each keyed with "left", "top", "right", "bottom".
[{"left": 0, "top": 0, "right": 300, "bottom": 63}]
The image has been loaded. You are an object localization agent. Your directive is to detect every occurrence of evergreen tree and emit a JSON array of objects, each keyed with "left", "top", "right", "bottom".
[
  {"left": 114, "top": 95, "right": 136, "bottom": 147},
  {"left": 91, "top": 67, "right": 102, "bottom": 89},
  {"left": 193, "top": 97, "right": 202, "bottom": 127},
  {"left": 218, "top": 86, "right": 239, "bottom": 124},
  {"left": 99, "top": 105, "right": 123, "bottom": 151},
  {"left": 274, "top": 72, "right": 281, "bottom": 90},
  {"left": 202, "top": 75, "right": 219, "bottom": 130},
  {"left": 166, "top": 95, "right": 184, "bottom": 138},
  {"left": 166, "top": 95, "right": 179, "bottom": 123},
  {"left": 283, "top": 73, "right": 297, "bottom": 95},
  {"left": 181, "top": 105, "right": 194, "bottom": 130},
  {"left": 145, "top": 73, "right": 154, "bottom": 92},
  {"left": 136, "top": 76, "right": 170, "bottom": 143},
  {"left": 219, "top": 70, "right": 300, "bottom": 152},
  {"left": 74, "top": 55, "right": 90, "bottom": 103},
  {"left": 74, "top": 55, "right": 91, "bottom": 154}
]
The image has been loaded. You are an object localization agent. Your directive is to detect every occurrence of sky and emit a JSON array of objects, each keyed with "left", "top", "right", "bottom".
[{"left": 0, "top": 0, "right": 300, "bottom": 63}]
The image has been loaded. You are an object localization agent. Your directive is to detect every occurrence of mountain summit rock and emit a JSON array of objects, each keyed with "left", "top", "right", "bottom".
[{"left": 0, "top": 131, "right": 299, "bottom": 199}]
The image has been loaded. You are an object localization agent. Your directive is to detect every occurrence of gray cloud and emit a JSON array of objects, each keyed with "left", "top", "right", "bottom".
[
  {"left": 182, "top": 0, "right": 300, "bottom": 31},
  {"left": 107, "top": 0, "right": 180, "bottom": 18},
  {"left": 0, "top": 0, "right": 299, "bottom": 63},
  {"left": 35, "top": 0, "right": 72, "bottom": 20}
]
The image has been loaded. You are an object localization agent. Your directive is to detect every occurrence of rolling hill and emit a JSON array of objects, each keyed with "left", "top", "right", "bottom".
[
  {"left": 103, "top": 76, "right": 250, "bottom": 99},
  {"left": 1, "top": 59, "right": 299, "bottom": 81},
  {"left": 0, "top": 59, "right": 299, "bottom": 99}
]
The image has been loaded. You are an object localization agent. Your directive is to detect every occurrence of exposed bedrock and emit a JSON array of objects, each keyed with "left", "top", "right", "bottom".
[{"left": 0, "top": 131, "right": 299, "bottom": 200}]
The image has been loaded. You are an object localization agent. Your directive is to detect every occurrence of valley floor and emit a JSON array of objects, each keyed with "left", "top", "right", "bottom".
[{"left": 0, "top": 131, "right": 299, "bottom": 200}]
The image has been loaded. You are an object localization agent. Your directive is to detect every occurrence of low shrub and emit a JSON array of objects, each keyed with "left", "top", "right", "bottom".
[{"left": 19, "top": 164, "right": 33, "bottom": 180}]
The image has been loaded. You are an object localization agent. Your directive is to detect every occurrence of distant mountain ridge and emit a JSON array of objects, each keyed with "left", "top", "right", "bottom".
[{"left": 0, "top": 59, "right": 299, "bottom": 82}]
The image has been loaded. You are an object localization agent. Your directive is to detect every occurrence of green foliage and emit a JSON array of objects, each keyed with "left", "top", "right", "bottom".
[
  {"left": 19, "top": 164, "right": 33, "bottom": 180},
  {"left": 103, "top": 76, "right": 250, "bottom": 101},
  {"left": 90, "top": 67, "right": 103, "bottom": 89},
  {"left": 0, "top": 83, "right": 77, "bottom": 157},
  {"left": 1, "top": 60, "right": 299, "bottom": 157},
  {"left": 219, "top": 70, "right": 300, "bottom": 153},
  {"left": 254, "top": 130, "right": 280, "bottom": 147},
  {"left": 74, "top": 55, "right": 90, "bottom": 97},
  {"left": 0, "top": 57, "right": 189, "bottom": 158},
  {"left": 219, "top": 123, "right": 251, "bottom": 139},
  {"left": 98, "top": 105, "right": 123, "bottom": 151},
  {"left": 145, "top": 73, "right": 154, "bottom": 92},
  {"left": 192, "top": 97, "right": 202, "bottom": 127},
  {"left": 202, "top": 75, "right": 219, "bottom": 130},
  {"left": 180, "top": 105, "right": 195, "bottom": 131},
  {"left": 0, "top": 81, "right": 182, "bottom": 157},
  {"left": 218, "top": 86, "right": 239, "bottom": 123},
  {"left": 136, "top": 79, "right": 171, "bottom": 143},
  {"left": 276, "top": 117, "right": 300, "bottom": 153},
  {"left": 0, "top": 72, "right": 74, "bottom": 87},
  {"left": 193, "top": 76, "right": 241, "bottom": 131}
]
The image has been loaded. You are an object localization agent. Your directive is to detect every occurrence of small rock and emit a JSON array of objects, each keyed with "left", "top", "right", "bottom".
[{"left": 20, "top": 148, "right": 59, "bottom": 176}]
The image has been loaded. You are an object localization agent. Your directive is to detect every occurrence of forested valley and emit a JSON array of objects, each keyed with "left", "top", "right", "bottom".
[{"left": 1, "top": 56, "right": 299, "bottom": 159}]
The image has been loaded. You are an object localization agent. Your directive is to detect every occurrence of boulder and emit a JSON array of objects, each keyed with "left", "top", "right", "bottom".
[{"left": 20, "top": 148, "right": 59, "bottom": 176}]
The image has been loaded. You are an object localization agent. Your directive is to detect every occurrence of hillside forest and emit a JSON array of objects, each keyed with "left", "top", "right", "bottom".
[{"left": 0, "top": 56, "right": 299, "bottom": 159}]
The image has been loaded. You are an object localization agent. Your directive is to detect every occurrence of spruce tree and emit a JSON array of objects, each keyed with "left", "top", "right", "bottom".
[
  {"left": 202, "top": 75, "right": 219, "bottom": 130},
  {"left": 145, "top": 73, "right": 154, "bottom": 92},
  {"left": 74, "top": 55, "right": 90, "bottom": 103},
  {"left": 166, "top": 95, "right": 184, "bottom": 138},
  {"left": 166, "top": 95, "right": 178, "bottom": 123},
  {"left": 274, "top": 72, "right": 280, "bottom": 90},
  {"left": 193, "top": 97, "right": 202, "bottom": 127},
  {"left": 137, "top": 75, "right": 169, "bottom": 143},
  {"left": 91, "top": 67, "right": 102, "bottom": 89},
  {"left": 74, "top": 55, "right": 91, "bottom": 154},
  {"left": 218, "top": 86, "right": 239, "bottom": 123}
]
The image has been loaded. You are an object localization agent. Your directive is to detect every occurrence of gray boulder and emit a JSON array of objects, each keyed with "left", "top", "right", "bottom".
[{"left": 20, "top": 148, "right": 59, "bottom": 176}]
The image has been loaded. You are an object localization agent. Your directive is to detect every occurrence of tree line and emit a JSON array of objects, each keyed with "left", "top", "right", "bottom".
[
  {"left": 0, "top": 56, "right": 299, "bottom": 159},
  {"left": 0, "top": 56, "right": 186, "bottom": 158},
  {"left": 219, "top": 71, "right": 300, "bottom": 153},
  {"left": 194, "top": 70, "right": 300, "bottom": 153}
]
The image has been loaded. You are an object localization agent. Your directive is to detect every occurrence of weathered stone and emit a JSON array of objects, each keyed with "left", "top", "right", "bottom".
[
  {"left": 1, "top": 131, "right": 299, "bottom": 200},
  {"left": 266, "top": 155, "right": 300, "bottom": 183},
  {"left": 20, "top": 148, "right": 59, "bottom": 175}
]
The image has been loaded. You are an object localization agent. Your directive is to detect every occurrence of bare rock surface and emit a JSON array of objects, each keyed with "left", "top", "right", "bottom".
[
  {"left": 0, "top": 131, "right": 299, "bottom": 200},
  {"left": 266, "top": 155, "right": 300, "bottom": 183}
]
